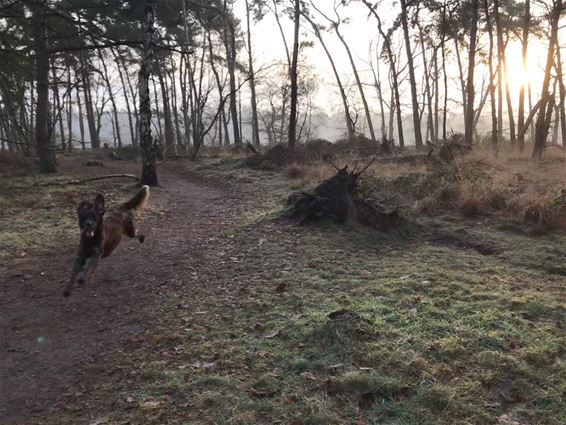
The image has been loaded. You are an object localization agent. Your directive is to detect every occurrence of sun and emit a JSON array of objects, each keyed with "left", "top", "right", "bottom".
[{"left": 503, "top": 40, "right": 546, "bottom": 100}]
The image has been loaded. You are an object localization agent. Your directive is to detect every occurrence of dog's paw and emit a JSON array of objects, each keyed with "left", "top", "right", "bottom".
[
  {"left": 139, "top": 234, "right": 145, "bottom": 244},
  {"left": 77, "top": 275, "right": 86, "bottom": 286},
  {"left": 62, "top": 290, "right": 71, "bottom": 297}
]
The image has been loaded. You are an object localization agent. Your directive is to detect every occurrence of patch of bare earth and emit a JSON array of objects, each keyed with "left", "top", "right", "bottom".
[{"left": 0, "top": 161, "right": 249, "bottom": 424}]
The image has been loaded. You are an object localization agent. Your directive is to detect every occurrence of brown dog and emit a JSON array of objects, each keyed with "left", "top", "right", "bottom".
[{"left": 63, "top": 185, "right": 150, "bottom": 297}]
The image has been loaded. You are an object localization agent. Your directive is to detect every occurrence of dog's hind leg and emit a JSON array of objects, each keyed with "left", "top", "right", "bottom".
[
  {"left": 63, "top": 257, "right": 83, "bottom": 297},
  {"left": 125, "top": 218, "right": 145, "bottom": 243}
]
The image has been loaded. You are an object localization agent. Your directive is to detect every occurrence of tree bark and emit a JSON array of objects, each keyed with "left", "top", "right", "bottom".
[
  {"left": 464, "top": 0, "right": 479, "bottom": 147},
  {"left": 111, "top": 48, "right": 136, "bottom": 147},
  {"left": 157, "top": 59, "right": 176, "bottom": 155},
  {"left": 303, "top": 12, "right": 354, "bottom": 142},
  {"left": 245, "top": 0, "right": 261, "bottom": 147},
  {"left": 97, "top": 50, "right": 122, "bottom": 148},
  {"left": 400, "top": 0, "right": 423, "bottom": 149},
  {"left": 288, "top": 0, "right": 300, "bottom": 150},
  {"left": 517, "top": 0, "right": 530, "bottom": 151},
  {"left": 532, "top": 0, "right": 562, "bottom": 158},
  {"left": 484, "top": 0, "right": 498, "bottom": 150},
  {"left": 32, "top": 0, "right": 56, "bottom": 173},
  {"left": 139, "top": 0, "right": 158, "bottom": 185}
]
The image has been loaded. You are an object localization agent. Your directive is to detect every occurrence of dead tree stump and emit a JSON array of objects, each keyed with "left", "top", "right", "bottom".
[{"left": 285, "top": 166, "right": 399, "bottom": 230}]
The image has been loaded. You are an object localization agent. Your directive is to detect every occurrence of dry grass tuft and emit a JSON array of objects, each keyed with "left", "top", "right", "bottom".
[{"left": 284, "top": 162, "right": 306, "bottom": 179}]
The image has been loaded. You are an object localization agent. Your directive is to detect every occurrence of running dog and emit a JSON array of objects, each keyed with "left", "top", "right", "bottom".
[{"left": 63, "top": 185, "right": 149, "bottom": 297}]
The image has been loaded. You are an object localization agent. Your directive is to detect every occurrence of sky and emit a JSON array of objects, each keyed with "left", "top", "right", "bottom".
[{"left": 232, "top": 0, "right": 552, "bottom": 123}]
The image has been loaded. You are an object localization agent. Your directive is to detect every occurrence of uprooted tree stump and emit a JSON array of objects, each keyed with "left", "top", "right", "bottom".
[{"left": 285, "top": 165, "right": 400, "bottom": 230}]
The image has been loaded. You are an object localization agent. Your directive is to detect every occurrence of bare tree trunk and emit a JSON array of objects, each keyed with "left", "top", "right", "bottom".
[
  {"left": 503, "top": 57, "right": 517, "bottom": 144},
  {"left": 111, "top": 48, "right": 136, "bottom": 147},
  {"left": 80, "top": 56, "right": 100, "bottom": 149},
  {"left": 484, "top": 0, "right": 498, "bottom": 150},
  {"left": 66, "top": 64, "right": 73, "bottom": 150},
  {"left": 32, "top": 0, "right": 56, "bottom": 172},
  {"left": 139, "top": 0, "right": 158, "bottom": 185},
  {"left": 555, "top": 38, "right": 566, "bottom": 149},
  {"left": 454, "top": 38, "right": 467, "bottom": 119},
  {"left": 75, "top": 80, "right": 86, "bottom": 150},
  {"left": 271, "top": 0, "right": 291, "bottom": 69},
  {"left": 517, "top": 0, "right": 530, "bottom": 151},
  {"left": 532, "top": 0, "right": 562, "bottom": 158},
  {"left": 371, "top": 42, "right": 387, "bottom": 139},
  {"left": 96, "top": 50, "right": 122, "bottom": 148},
  {"left": 330, "top": 26, "right": 375, "bottom": 143},
  {"left": 400, "top": 0, "right": 423, "bottom": 149},
  {"left": 168, "top": 57, "right": 182, "bottom": 148},
  {"left": 288, "top": 0, "right": 300, "bottom": 150},
  {"left": 223, "top": 11, "right": 240, "bottom": 146},
  {"left": 494, "top": 0, "right": 504, "bottom": 141},
  {"left": 152, "top": 77, "right": 163, "bottom": 141},
  {"left": 157, "top": 59, "right": 176, "bottom": 155},
  {"left": 361, "top": 1, "right": 404, "bottom": 146},
  {"left": 245, "top": 0, "right": 261, "bottom": 147},
  {"left": 51, "top": 63, "right": 66, "bottom": 150},
  {"left": 433, "top": 46, "right": 440, "bottom": 143},
  {"left": 303, "top": 12, "right": 354, "bottom": 141},
  {"left": 464, "top": 0, "right": 479, "bottom": 147},
  {"left": 416, "top": 18, "right": 435, "bottom": 143}
]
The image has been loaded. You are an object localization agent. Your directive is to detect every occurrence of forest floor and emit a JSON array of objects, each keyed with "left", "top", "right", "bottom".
[{"left": 1, "top": 152, "right": 565, "bottom": 425}]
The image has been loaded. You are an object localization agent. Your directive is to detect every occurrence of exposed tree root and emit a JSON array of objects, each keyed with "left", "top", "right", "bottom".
[{"left": 285, "top": 165, "right": 399, "bottom": 230}]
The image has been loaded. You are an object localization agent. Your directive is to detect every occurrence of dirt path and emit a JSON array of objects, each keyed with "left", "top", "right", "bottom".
[{"left": 0, "top": 166, "right": 241, "bottom": 424}]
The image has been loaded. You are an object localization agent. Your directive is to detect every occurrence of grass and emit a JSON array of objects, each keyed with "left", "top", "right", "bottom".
[
  {"left": 0, "top": 154, "right": 164, "bottom": 264},
  {"left": 4, "top": 151, "right": 565, "bottom": 424}
]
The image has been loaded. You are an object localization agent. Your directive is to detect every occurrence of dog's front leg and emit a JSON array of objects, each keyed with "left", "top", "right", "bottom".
[
  {"left": 63, "top": 257, "right": 83, "bottom": 297},
  {"left": 79, "top": 249, "right": 102, "bottom": 286}
]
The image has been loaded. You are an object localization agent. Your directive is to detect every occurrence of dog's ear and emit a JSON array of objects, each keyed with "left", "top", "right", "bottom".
[
  {"left": 77, "top": 200, "right": 91, "bottom": 215},
  {"left": 94, "top": 194, "right": 105, "bottom": 216}
]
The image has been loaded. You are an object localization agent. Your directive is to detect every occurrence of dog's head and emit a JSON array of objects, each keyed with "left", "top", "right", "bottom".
[{"left": 77, "top": 194, "right": 105, "bottom": 239}]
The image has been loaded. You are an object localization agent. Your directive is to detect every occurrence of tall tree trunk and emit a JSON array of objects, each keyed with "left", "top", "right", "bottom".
[
  {"left": 532, "top": 0, "right": 562, "bottom": 158},
  {"left": 400, "top": 0, "right": 423, "bottom": 149},
  {"left": 139, "top": 0, "right": 158, "bottom": 185},
  {"left": 168, "top": 57, "right": 182, "bottom": 148},
  {"left": 32, "top": 0, "right": 56, "bottom": 172},
  {"left": 464, "top": 0, "right": 479, "bottom": 147},
  {"left": 518, "top": 0, "right": 530, "bottom": 151},
  {"left": 245, "top": 0, "right": 261, "bottom": 147},
  {"left": 98, "top": 50, "right": 122, "bottom": 148},
  {"left": 454, "top": 38, "right": 467, "bottom": 119},
  {"left": 81, "top": 57, "right": 100, "bottom": 149},
  {"left": 416, "top": 18, "right": 435, "bottom": 143},
  {"left": 223, "top": 14, "right": 240, "bottom": 146},
  {"left": 66, "top": 64, "right": 73, "bottom": 150},
  {"left": 271, "top": 0, "right": 291, "bottom": 69},
  {"left": 502, "top": 57, "right": 517, "bottom": 144},
  {"left": 152, "top": 77, "right": 163, "bottom": 141},
  {"left": 111, "top": 48, "right": 136, "bottom": 147},
  {"left": 361, "top": 1, "right": 404, "bottom": 146},
  {"left": 484, "top": 0, "right": 498, "bottom": 150},
  {"left": 555, "top": 37, "right": 566, "bottom": 149},
  {"left": 157, "top": 60, "right": 176, "bottom": 155},
  {"left": 303, "top": 12, "right": 354, "bottom": 141},
  {"left": 76, "top": 81, "right": 86, "bottom": 150},
  {"left": 51, "top": 63, "right": 66, "bottom": 150},
  {"left": 433, "top": 46, "right": 440, "bottom": 143},
  {"left": 494, "top": 0, "right": 504, "bottom": 140},
  {"left": 334, "top": 25, "right": 376, "bottom": 143},
  {"left": 288, "top": 0, "right": 300, "bottom": 150}
]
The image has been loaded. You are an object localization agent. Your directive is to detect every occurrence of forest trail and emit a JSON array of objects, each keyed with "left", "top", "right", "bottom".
[{"left": 0, "top": 166, "right": 242, "bottom": 424}]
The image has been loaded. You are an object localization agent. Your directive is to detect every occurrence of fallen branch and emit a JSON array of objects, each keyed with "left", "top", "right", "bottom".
[{"left": 32, "top": 174, "right": 139, "bottom": 187}]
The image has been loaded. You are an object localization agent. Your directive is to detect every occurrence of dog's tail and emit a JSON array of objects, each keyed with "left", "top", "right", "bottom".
[{"left": 119, "top": 185, "right": 150, "bottom": 211}]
